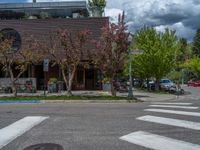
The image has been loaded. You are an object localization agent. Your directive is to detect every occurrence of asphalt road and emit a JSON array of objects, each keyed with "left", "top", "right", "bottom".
[
  {"left": 0, "top": 87, "right": 199, "bottom": 150},
  {"left": 182, "top": 85, "right": 200, "bottom": 100}
]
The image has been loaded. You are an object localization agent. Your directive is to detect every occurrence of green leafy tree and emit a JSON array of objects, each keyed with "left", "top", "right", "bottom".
[
  {"left": 88, "top": 0, "right": 106, "bottom": 17},
  {"left": 88, "top": 0, "right": 106, "bottom": 8},
  {"left": 123, "top": 54, "right": 152, "bottom": 88},
  {"left": 192, "top": 28, "right": 200, "bottom": 57},
  {"left": 186, "top": 57, "right": 200, "bottom": 79},
  {"left": 39, "top": 12, "right": 49, "bottom": 19},
  {"left": 166, "top": 70, "right": 182, "bottom": 82},
  {"left": 133, "top": 26, "right": 180, "bottom": 90}
]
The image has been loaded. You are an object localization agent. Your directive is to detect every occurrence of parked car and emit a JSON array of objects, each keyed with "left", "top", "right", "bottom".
[
  {"left": 133, "top": 79, "right": 140, "bottom": 87},
  {"left": 144, "top": 80, "right": 155, "bottom": 90},
  {"left": 160, "top": 79, "right": 175, "bottom": 90},
  {"left": 187, "top": 80, "right": 200, "bottom": 87}
]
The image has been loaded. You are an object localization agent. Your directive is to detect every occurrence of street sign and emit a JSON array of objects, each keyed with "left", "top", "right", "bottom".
[
  {"left": 131, "top": 49, "right": 144, "bottom": 55},
  {"left": 43, "top": 59, "right": 49, "bottom": 72}
]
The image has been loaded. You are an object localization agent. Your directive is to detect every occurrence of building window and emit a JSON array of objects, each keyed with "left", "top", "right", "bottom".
[
  {"left": 77, "top": 69, "right": 84, "bottom": 84},
  {"left": 0, "top": 28, "right": 21, "bottom": 52}
]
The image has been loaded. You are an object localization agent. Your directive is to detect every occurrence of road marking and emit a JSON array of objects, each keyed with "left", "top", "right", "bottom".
[
  {"left": 137, "top": 115, "right": 200, "bottom": 130},
  {"left": 149, "top": 105, "right": 198, "bottom": 109},
  {"left": 151, "top": 102, "right": 193, "bottom": 105},
  {"left": 120, "top": 131, "right": 200, "bottom": 150},
  {"left": 0, "top": 100, "right": 40, "bottom": 103},
  {"left": 0, "top": 116, "right": 49, "bottom": 149},
  {"left": 145, "top": 109, "right": 200, "bottom": 117}
]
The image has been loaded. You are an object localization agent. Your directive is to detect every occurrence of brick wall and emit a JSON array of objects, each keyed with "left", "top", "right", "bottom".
[{"left": 0, "top": 18, "right": 108, "bottom": 59}]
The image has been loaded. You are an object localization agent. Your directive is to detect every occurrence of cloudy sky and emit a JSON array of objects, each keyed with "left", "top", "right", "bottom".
[{"left": 1, "top": 0, "right": 200, "bottom": 41}]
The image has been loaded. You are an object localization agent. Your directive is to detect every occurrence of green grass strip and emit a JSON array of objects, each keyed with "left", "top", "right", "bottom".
[{"left": 0, "top": 95, "right": 127, "bottom": 100}]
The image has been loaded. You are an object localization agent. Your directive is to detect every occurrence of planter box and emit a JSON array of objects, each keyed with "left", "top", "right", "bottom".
[
  {"left": 48, "top": 83, "right": 58, "bottom": 93},
  {"left": 102, "top": 83, "right": 111, "bottom": 91},
  {"left": 0, "top": 78, "right": 36, "bottom": 93}
]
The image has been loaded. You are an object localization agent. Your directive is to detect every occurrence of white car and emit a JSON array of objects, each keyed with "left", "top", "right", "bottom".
[{"left": 160, "top": 79, "right": 175, "bottom": 90}]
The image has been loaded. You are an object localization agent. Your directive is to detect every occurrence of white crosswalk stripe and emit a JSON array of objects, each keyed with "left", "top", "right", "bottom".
[
  {"left": 120, "top": 102, "right": 200, "bottom": 149},
  {"left": 120, "top": 131, "right": 200, "bottom": 150},
  {"left": 145, "top": 109, "right": 200, "bottom": 117},
  {"left": 149, "top": 105, "right": 199, "bottom": 109},
  {"left": 151, "top": 102, "right": 193, "bottom": 105},
  {"left": 137, "top": 115, "right": 200, "bottom": 130},
  {"left": 0, "top": 116, "right": 49, "bottom": 149}
]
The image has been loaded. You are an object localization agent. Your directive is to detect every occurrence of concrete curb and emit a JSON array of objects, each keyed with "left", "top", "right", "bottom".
[{"left": 41, "top": 100, "right": 130, "bottom": 103}]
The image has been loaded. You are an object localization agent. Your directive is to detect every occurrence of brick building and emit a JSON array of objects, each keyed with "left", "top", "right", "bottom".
[{"left": 0, "top": 1, "right": 108, "bottom": 90}]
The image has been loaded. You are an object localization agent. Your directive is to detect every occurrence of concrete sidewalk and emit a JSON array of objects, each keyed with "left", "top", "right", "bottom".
[
  {"left": 0, "top": 90, "right": 178, "bottom": 102},
  {"left": 72, "top": 90, "right": 177, "bottom": 102},
  {"left": 132, "top": 90, "right": 178, "bottom": 101}
]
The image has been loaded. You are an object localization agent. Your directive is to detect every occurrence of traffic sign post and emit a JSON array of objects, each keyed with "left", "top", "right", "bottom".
[{"left": 43, "top": 59, "right": 49, "bottom": 72}]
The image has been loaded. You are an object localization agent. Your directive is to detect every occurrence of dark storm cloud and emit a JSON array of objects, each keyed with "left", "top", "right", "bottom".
[
  {"left": 183, "top": 16, "right": 200, "bottom": 30},
  {"left": 152, "top": 13, "right": 188, "bottom": 25},
  {"left": 105, "top": 0, "right": 200, "bottom": 41},
  {"left": 0, "top": 0, "right": 199, "bottom": 40},
  {"left": 192, "top": 0, "right": 200, "bottom": 5}
]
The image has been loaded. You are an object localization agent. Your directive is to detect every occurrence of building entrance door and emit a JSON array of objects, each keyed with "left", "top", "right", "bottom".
[
  {"left": 34, "top": 65, "right": 44, "bottom": 90},
  {"left": 85, "top": 69, "right": 95, "bottom": 90}
]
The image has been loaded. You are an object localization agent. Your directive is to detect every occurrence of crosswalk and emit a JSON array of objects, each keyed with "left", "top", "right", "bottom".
[
  {"left": 0, "top": 116, "right": 48, "bottom": 149},
  {"left": 120, "top": 102, "right": 200, "bottom": 150},
  {"left": 120, "top": 131, "right": 200, "bottom": 150},
  {"left": 149, "top": 104, "right": 198, "bottom": 109}
]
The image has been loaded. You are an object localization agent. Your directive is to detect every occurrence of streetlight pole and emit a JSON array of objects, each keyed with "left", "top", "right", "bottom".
[
  {"left": 128, "top": 47, "right": 133, "bottom": 99},
  {"left": 127, "top": 34, "right": 143, "bottom": 100},
  {"left": 127, "top": 34, "right": 134, "bottom": 99}
]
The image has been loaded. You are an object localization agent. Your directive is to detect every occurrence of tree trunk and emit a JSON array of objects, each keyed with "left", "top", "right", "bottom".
[
  {"left": 67, "top": 81, "right": 73, "bottom": 96},
  {"left": 146, "top": 79, "right": 150, "bottom": 91},
  {"left": 61, "top": 69, "right": 69, "bottom": 93},
  {"left": 139, "top": 78, "right": 143, "bottom": 88},
  {"left": 8, "top": 66, "right": 17, "bottom": 96},
  {"left": 11, "top": 82, "right": 17, "bottom": 97},
  {"left": 67, "top": 68, "right": 72, "bottom": 96},
  {"left": 8, "top": 64, "right": 27, "bottom": 97},
  {"left": 155, "top": 79, "right": 160, "bottom": 91},
  {"left": 66, "top": 65, "right": 76, "bottom": 96},
  {"left": 110, "top": 78, "right": 116, "bottom": 97},
  {"left": 10, "top": 77, "right": 17, "bottom": 97},
  {"left": 61, "top": 68, "right": 72, "bottom": 96}
]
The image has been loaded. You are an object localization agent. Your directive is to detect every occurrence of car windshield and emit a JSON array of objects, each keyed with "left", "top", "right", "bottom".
[{"left": 161, "top": 80, "right": 171, "bottom": 83}]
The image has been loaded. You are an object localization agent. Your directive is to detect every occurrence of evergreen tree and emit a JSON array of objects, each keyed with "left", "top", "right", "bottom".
[
  {"left": 192, "top": 28, "right": 200, "bottom": 57},
  {"left": 177, "top": 38, "right": 191, "bottom": 63}
]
